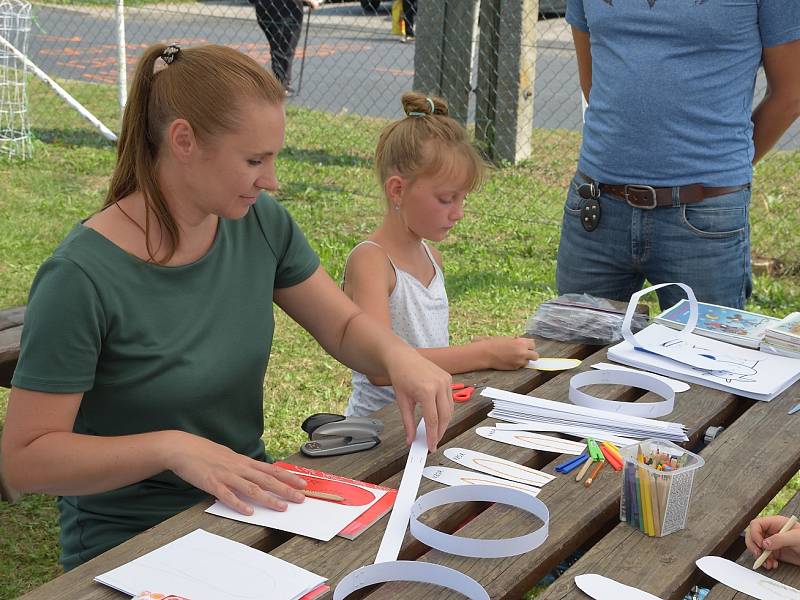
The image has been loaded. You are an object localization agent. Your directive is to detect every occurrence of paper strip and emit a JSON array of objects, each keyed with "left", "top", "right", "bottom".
[
  {"left": 592, "top": 363, "right": 690, "bottom": 393},
  {"left": 444, "top": 447, "right": 555, "bottom": 487},
  {"left": 526, "top": 358, "right": 582, "bottom": 371},
  {"left": 477, "top": 426, "right": 587, "bottom": 455},
  {"left": 696, "top": 556, "right": 800, "bottom": 600},
  {"left": 423, "top": 466, "right": 541, "bottom": 497},
  {"left": 492, "top": 421, "right": 638, "bottom": 447},
  {"left": 410, "top": 485, "right": 549, "bottom": 558},
  {"left": 569, "top": 369, "right": 675, "bottom": 418},
  {"left": 575, "top": 574, "right": 664, "bottom": 600}
]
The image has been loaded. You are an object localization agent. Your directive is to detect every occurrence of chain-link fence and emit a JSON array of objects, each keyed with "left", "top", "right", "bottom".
[{"left": 8, "top": 0, "right": 800, "bottom": 272}]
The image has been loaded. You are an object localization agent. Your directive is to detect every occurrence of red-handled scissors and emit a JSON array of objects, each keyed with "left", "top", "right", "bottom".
[{"left": 451, "top": 382, "right": 475, "bottom": 403}]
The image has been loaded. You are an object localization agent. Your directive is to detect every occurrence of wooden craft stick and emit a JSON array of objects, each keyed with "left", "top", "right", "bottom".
[
  {"left": 576, "top": 458, "right": 594, "bottom": 482},
  {"left": 302, "top": 489, "right": 345, "bottom": 502},
  {"left": 753, "top": 515, "right": 798, "bottom": 569}
]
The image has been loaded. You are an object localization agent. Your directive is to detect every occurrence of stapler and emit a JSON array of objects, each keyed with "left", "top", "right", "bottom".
[{"left": 300, "top": 413, "right": 383, "bottom": 457}]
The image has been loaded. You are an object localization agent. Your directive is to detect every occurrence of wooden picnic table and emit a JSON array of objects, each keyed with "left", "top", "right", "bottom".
[
  {"left": 0, "top": 306, "right": 24, "bottom": 389},
  {"left": 16, "top": 336, "right": 800, "bottom": 600}
]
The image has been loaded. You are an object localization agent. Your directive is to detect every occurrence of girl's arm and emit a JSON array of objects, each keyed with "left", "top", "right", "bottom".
[
  {"left": 273, "top": 265, "right": 452, "bottom": 450},
  {"left": 345, "top": 243, "right": 538, "bottom": 379},
  {"left": 1, "top": 387, "right": 307, "bottom": 515}
]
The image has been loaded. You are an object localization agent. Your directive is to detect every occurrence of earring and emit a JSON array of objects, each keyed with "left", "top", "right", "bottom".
[{"left": 393, "top": 204, "right": 401, "bottom": 211}]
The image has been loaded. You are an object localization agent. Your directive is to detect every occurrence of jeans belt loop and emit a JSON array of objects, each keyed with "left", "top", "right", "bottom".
[
  {"left": 672, "top": 186, "right": 681, "bottom": 208},
  {"left": 623, "top": 184, "right": 658, "bottom": 210}
]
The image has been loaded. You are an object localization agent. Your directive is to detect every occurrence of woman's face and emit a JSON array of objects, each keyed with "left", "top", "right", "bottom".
[{"left": 190, "top": 98, "right": 286, "bottom": 220}]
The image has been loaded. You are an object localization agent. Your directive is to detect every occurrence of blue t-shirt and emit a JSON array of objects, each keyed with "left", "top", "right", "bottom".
[{"left": 567, "top": 0, "right": 800, "bottom": 187}]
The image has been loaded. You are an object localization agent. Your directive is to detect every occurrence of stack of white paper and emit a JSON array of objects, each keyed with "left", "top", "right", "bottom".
[
  {"left": 95, "top": 529, "right": 326, "bottom": 600},
  {"left": 608, "top": 323, "right": 800, "bottom": 402},
  {"left": 483, "top": 387, "right": 688, "bottom": 442}
]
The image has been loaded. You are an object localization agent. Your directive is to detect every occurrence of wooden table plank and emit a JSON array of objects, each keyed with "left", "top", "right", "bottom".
[
  {"left": 18, "top": 338, "right": 587, "bottom": 600},
  {"left": 704, "top": 492, "right": 800, "bottom": 599},
  {"left": 361, "top": 347, "right": 750, "bottom": 599},
  {"left": 537, "top": 381, "right": 800, "bottom": 600},
  {"left": 0, "top": 325, "right": 22, "bottom": 388}
]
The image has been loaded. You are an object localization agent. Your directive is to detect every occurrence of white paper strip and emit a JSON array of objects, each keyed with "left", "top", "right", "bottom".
[
  {"left": 410, "top": 485, "right": 549, "bottom": 558},
  {"left": 592, "top": 363, "right": 690, "bottom": 393},
  {"left": 443, "top": 447, "right": 556, "bottom": 487},
  {"left": 527, "top": 358, "right": 582, "bottom": 371},
  {"left": 423, "top": 466, "right": 541, "bottom": 497},
  {"left": 696, "top": 556, "right": 800, "bottom": 600},
  {"left": 575, "top": 574, "right": 664, "bottom": 600},
  {"left": 476, "top": 426, "right": 586, "bottom": 455},
  {"left": 569, "top": 369, "right": 675, "bottom": 418},
  {"left": 492, "top": 420, "right": 638, "bottom": 447}
]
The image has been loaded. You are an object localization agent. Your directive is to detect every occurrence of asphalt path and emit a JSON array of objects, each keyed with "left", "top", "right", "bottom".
[{"left": 20, "top": 1, "right": 800, "bottom": 148}]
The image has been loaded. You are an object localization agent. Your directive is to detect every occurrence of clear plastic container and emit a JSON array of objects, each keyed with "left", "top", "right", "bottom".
[{"left": 619, "top": 439, "right": 705, "bottom": 537}]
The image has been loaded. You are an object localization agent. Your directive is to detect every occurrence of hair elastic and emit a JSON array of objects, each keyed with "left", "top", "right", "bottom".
[
  {"left": 153, "top": 44, "right": 181, "bottom": 75},
  {"left": 425, "top": 97, "right": 435, "bottom": 113}
]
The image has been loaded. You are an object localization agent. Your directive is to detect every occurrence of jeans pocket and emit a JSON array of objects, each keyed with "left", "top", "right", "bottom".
[
  {"left": 680, "top": 190, "right": 750, "bottom": 239},
  {"left": 564, "top": 176, "right": 584, "bottom": 215}
]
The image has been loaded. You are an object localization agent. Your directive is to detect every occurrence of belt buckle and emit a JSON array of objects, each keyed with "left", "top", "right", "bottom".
[{"left": 624, "top": 184, "right": 658, "bottom": 209}]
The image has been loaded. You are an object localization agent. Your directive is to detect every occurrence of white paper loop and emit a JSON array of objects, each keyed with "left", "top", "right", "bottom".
[
  {"left": 592, "top": 363, "right": 690, "bottom": 393},
  {"left": 410, "top": 485, "right": 549, "bottom": 558},
  {"left": 333, "top": 561, "right": 490, "bottom": 600},
  {"left": 569, "top": 369, "right": 675, "bottom": 418}
]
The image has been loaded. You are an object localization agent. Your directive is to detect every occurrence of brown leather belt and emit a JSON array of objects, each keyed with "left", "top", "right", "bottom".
[{"left": 577, "top": 170, "right": 748, "bottom": 210}]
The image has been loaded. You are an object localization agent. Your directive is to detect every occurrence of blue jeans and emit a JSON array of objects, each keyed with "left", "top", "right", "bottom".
[{"left": 556, "top": 173, "right": 752, "bottom": 311}]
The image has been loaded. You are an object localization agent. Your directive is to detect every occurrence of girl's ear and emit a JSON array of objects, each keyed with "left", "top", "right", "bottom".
[
  {"left": 384, "top": 175, "right": 404, "bottom": 204},
  {"left": 166, "top": 118, "right": 197, "bottom": 164}
]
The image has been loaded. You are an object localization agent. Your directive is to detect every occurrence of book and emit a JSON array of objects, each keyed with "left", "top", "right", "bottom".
[
  {"left": 764, "top": 312, "right": 800, "bottom": 344},
  {"left": 274, "top": 461, "right": 397, "bottom": 540},
  {"left": 653, "top": 300, "right": 780, "bottom": 349}
]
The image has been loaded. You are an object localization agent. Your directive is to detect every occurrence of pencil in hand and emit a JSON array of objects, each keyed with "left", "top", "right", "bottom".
[{"left": 752, "top": 515, "right": 799, "bottom": 570}]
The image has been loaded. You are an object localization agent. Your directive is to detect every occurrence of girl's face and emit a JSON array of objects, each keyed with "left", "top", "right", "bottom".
[
  {"left": 189, "top": 98, "right": 285, "bottom": 220},
  {"left": 395, "top": 165, "right": 470, "bottom": 242}
]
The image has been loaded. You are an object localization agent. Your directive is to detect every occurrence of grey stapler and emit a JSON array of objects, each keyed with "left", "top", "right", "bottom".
[{"left": 300, "top": 413, "right": 384, "bottom": 457}]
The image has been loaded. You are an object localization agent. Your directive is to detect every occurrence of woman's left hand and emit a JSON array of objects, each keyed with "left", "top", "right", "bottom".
[{"left": 387, "top": 346, "right": 453, "bottom": 451}]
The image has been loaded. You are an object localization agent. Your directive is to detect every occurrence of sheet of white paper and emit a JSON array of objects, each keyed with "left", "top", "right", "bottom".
[
  {"left": 592, "top": 362, "right": 691, "bottom": 393},
  {"left": 492, "top": 421, "right": 638, "bottom": 447},
  {"left": 696, "top": 556, "right": 800, "bottom": 600},
  {"left": 575, "top": 574, "right": 664, "bottom": 600},
  {"left": 526, "top": 358, "right": 582, "bottom": 371},
  {"left": 95, "top": 529, "right": 326, "bottom": 600},
  {"left": 206, "top": 475, "right": 385, "bottom": 541},
  {"left": 423, "top": 465, "right": 541, "bottom": 496},
  {"left": 476, "top": 426, "right": 586, "bottom": 455},
  {"left": 609, "top": 324, "right": 800, "bottom": 402},
  {"left": 443, "top": 447, "right": 555, "bottom": 487}
]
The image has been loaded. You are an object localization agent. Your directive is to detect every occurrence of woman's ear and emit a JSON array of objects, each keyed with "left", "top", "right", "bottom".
[
  {"left": 384, "top": 175, "right": 405, "bottom": 205},
  {"left": 166, "top": 118, "right": 197, "bottom": 164}
]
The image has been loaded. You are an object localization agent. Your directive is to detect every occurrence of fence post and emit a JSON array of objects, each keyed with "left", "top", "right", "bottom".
[
  {"left": 476, "top": 0, "right": 538, "bottom": 163},
  {"left": 413, "top": 0, "right": 478, "bottom": 126}
]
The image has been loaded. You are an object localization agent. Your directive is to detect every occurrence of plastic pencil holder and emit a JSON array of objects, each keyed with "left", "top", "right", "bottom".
[{"left": 619, "top": 439, "right": 705, "bottom": 537}]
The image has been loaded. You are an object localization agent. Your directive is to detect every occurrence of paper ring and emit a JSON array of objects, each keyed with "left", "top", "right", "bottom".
[
  {"left": 569, "top": 369, "right": 675, "bottom": 418},
  {"left": 333, "top": 560, "right": 489, "bottom": 600},
  {"left": 409, "top": 484, "right": 549, "bottom": 558}
]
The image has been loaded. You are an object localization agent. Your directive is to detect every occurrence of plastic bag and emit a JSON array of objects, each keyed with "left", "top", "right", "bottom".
[{"left": 525, "top": 294, "right": 648, "bottom": 345}]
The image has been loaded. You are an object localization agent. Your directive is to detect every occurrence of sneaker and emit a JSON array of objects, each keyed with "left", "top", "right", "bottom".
[{"left": 402, "top": 35, "right": 415, "bottom": 43}]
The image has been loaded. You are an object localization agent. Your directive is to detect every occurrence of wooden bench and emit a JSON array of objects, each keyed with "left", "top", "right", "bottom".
[{"left": 0, "top": 305, "right": 25, "bottom": 389}]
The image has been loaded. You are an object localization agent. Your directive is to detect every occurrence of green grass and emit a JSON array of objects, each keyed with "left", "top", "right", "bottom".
[{"left": 1, "top": 76, "right": 799, "bottom": 599}]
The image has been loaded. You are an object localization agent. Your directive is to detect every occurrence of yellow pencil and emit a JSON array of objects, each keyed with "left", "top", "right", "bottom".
[{"left": 302, "top": 490, "right": 345, "bottom": 502}]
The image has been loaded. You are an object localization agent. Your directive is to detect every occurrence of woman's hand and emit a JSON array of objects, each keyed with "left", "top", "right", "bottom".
[
  {"left": 166, "top": 432, "right": 308, "bottom": 515},
  {"left": 479, "top": 336, "right": 539, "bottom": 370},
  {"left": 387, "top": 347, "right": 453, "bottom": 451},
  {"left": 745, "top": 515, "right": 800, "bottom": 569}
]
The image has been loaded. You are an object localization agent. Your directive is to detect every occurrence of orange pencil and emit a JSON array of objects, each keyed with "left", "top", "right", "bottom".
[{"left": 584, "top": 460, "right": 606, "bottom": 487}]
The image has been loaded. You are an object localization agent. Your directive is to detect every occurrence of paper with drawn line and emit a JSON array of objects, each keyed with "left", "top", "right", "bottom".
[
  {"left": 423, "top": 466, "right": 541, "bottom": 497},
  {"left": 95, "top": 529, "right": 326, "bottom": 600},
  {"left": 696, "top": 556, "right": 800, "bottom": 600},
  {"left": 476, "top": 426, "right": 586, "bottom": 455},
  {"left": 444, "top": 447, "right": 555, "bottom": 487}
]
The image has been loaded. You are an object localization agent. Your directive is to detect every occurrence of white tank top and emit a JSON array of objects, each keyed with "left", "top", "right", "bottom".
[{"left": 344, "top": 240, "right": 449, "bottom": 417}]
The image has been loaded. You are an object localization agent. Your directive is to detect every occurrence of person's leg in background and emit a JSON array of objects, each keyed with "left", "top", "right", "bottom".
[
  {"left": 556, "top": 174, "right": 646, "bottom": 302},
  {"left": 643, "top": 186, "right": 752, "bottom": 310},
  {"left": 254, "top": 0, "right": 303, "bottom": 91},
  {"left": 402, "top": 0, "right": 417, "bottom": 40}
]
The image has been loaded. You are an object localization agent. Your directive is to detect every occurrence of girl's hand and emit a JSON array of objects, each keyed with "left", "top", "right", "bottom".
[
  {"left": 387, "top": 347, "right": 453, "bottom": 451},
  {"left": 166, "top": 432, "right": 307, "bottom": 515},
  {"left": 745, "top": 516, "right": 800, "bottom": 569},
  {"left": 480, "top": 336, "right": 539, "bottom": 370}
]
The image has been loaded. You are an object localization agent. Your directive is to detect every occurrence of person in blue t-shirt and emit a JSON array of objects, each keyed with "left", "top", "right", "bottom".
[{"left": 557, "top": 0, "right": 800, "bottom": 310}]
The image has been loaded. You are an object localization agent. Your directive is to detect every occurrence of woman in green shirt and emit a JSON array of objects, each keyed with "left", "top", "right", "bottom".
[{"left": 1, "top": 44, "right": 453, "bottom": 570}]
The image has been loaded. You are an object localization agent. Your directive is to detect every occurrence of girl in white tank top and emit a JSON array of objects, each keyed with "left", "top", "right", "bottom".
[{"left": 343, "top": 92, "right": 539, "bottom": 417}]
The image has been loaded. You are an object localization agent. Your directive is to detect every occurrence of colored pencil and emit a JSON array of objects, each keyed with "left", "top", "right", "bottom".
[
  {"left": 576, "top": 457, "right": 594, "bottom": 482},
  {"left": 302, "top": 490, "right": 345, "bottom": 502},
  {"left": 584, "top": 460, "right": 605, "bottom": 487},
  {"left": 753, "top": 515, "right": 798, "bottom": 569}
]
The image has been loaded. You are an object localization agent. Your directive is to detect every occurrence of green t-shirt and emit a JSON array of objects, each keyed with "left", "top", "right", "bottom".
[{"left": 12, "top": 194, "right": 320, "bottom": 570}]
